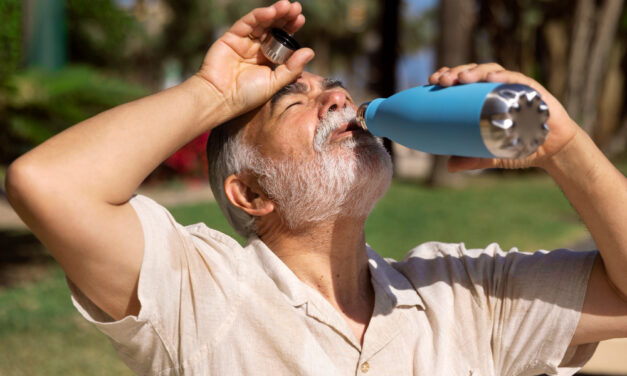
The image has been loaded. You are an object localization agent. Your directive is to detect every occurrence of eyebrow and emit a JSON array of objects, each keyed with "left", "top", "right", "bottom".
[{"left": 270, "top": 78, "right": 346, "bottom": 115}]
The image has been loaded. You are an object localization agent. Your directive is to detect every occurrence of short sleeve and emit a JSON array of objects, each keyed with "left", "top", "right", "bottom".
[
  {"left": 397, "top": 242, "right": 597, "bottom": 376},
  {"left": 469, "top": 244, "right": 598, "bottom": 375},
  {"left": 68, "top": 195, "right": 244, "bottom": 375}
]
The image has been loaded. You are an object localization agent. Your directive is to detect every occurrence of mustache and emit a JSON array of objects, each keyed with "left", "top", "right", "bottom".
[{"left": 313, "top": 107, "right": 358, "bottom": 151}]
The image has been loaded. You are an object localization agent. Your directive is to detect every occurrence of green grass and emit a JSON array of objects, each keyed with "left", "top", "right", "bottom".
[
  {"left": 0, "top": 267, "right": 134, "bottom": 376},
  {"left": 0, "top": 173, "right": 592, "bottom": 374},
  {"left": 366, "top": 174, "right": 586, "bottom": 259}
]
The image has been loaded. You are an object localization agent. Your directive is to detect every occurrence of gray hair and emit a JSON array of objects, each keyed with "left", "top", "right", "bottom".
[{"left": 206, "top": 120, "right": 257, "bottom": 238}]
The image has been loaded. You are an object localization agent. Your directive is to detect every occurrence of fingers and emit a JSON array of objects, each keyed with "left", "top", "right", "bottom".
[
  {"left": 429, "top": 63, "right": 478, "bottom": 86},
  {"left": 230, "top": 1, "right": 304, "bottom": 41},
  {"left": 484, "top": 70, "right": 546, "bottom": 96},
  {"left": 272, "top": 47, "right": 315, "bottom": 88},
  {"left": 447, "top": 154, "right": 537, "bottom": 172},
  {"left": 283, "top": 13, "right": 306, "bottom": 35},
  {"left": 429, "top": 63, "right": 506, "bottom": 86},
  {"left": 447, "top": 156, "right": 494, "bottom": 172}
]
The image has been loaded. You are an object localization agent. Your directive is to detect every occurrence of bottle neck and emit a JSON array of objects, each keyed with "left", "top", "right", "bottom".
[{"left": 356, "top": 102, "right": 370, "bottom": 130}]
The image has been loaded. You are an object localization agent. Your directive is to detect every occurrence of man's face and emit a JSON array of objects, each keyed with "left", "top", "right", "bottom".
[
  {"left": 245, "top": 72, "right": 363, "bottom": 160},
  {"left": 240, "top": 72, "right": 392, "bottom": 231}
]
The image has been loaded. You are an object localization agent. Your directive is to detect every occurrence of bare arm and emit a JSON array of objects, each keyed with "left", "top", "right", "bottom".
[
  {"left": 429, "top": 63, "right": 627, "bottom": 344},
  {"left": 5, "top": 1, "right": 313, "bottom": 320},
  {"left": 542, "top": 129, "right": 627, "bottom": 345}
]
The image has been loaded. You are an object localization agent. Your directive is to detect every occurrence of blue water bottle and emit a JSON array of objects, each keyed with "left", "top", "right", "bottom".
[{"left": 355, "top": 83, "right": 550, "bottom": 159}]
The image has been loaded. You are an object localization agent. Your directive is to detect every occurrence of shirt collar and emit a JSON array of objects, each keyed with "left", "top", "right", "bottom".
[
  {"left": 367, "top": 246, "right": 425, "bottom": 310},
  {"left": 246, "top": 236, "right": 424, "bottom": 310},
  {"left": 246, "top": 236, "right": 309, "bottom": 307}
]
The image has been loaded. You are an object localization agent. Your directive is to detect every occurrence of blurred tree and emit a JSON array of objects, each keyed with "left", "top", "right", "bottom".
[
  {"left": 565, "top": 0, "right": 624, "bottom": 135},
  {"left": 298, "top": 0, "right": 380, "bottom": 77},
  {"left": 0, "top": 66, "right": 147, "bottom": 164},
  {"left": 66, "top": 0, "right": 140, "bottom": 69},
  {"left": 427, "top": 0, "right": 476, "bottom": 187},
  {"left": 24, "top": 0, "right": 67, "bottom": 70},
  {"left": 475, "top": 0, "right": 627, "bottom": 155},
  {"left": 368, "top": 0, "right": 400, "bottom": 162},
  {"left": 0, "top": 0, "right": 22, "bottom": 82}
]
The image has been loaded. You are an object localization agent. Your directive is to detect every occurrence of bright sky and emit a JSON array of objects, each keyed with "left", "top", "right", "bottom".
[{"left": 406, "top": 0, "right": 438, "bottom": 16}]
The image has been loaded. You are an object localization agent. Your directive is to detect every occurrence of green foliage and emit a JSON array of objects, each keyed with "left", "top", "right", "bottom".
[
  {"left": 65, "top": 0, "right": 140, "bottom": 67},
  {"left": 301, "top": 0, "right": 379, "bottom": 35},
  {"left": 401, "top": 5, "right": 437, "bottom": 51},
  {"left": 0, "top": 66, "right": 147, "bottom": 164},
  {"left": 0, "top": 0, "right": 22, "bottom": 81}
]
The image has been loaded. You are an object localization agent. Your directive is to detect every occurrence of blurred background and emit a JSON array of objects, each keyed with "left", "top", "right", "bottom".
[{"left": 1, "top": 0, "right": 626, "bottom": 374}]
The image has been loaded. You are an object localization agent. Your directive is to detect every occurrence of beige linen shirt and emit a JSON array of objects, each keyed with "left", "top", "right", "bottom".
[{"left": 69, "top": 195, "right": 597, "bottom": 375}]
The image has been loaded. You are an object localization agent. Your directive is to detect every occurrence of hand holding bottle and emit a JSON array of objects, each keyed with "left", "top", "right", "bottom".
[{"left": 428, "top": 63, "right": 579, "bottom": 172}]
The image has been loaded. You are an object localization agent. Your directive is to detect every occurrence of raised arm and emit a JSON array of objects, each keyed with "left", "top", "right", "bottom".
[
  {"left": 429, "top": 63, "right": 627, "bottom": 345},
  {"left": 4, "top": 1, "right": 313, "bottom": 320}
]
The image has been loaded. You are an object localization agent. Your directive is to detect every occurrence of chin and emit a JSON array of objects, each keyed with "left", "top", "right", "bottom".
[{"left": 340, "top": 137, "right": 393, "bottom": 219}]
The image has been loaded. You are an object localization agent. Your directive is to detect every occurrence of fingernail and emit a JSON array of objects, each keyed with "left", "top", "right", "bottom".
[{"left": 441, "top": 71, "right": 450, "bottom": 76}]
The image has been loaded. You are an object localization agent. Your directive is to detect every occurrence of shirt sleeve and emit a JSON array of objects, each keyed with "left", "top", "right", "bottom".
[
  {"left": 467, "top": 243, "right": 598, "bottom": 376},
  {"left": 67, "top": 194, "right": 244, "bottom": 375}
]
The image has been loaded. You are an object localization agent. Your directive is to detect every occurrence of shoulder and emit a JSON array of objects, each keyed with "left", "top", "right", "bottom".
[{"left": 392, "top": 241, "right": 506, "bottom": 282}]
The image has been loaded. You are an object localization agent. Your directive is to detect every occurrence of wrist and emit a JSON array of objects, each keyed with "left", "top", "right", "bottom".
[
  {"left": 181, "top": 75, "right": 232, "bottom": 132},
  {"left": 541, "top": 128, "right": 601, "bottom": 182}
]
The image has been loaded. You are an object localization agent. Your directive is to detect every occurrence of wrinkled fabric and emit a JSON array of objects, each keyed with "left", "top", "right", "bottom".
[{"left": 68, "top": 195, "right": 597, "bottom": 375}]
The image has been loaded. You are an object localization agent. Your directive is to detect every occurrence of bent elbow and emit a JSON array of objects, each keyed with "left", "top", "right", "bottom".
[{"left": 5, "top": 158, "right": 45, "bottom": 213}]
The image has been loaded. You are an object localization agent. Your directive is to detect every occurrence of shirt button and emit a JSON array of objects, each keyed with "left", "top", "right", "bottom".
[{"left": 360, "top": 362, "right": 370, "bottom": 373}]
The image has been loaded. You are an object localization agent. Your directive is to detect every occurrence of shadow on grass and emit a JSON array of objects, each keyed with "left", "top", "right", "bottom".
[{"left": 0, "top": 230, "right": 55, "bottom": 290}]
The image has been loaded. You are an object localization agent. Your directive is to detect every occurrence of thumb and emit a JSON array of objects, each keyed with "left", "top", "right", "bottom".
[
  {"left": 272, "top": 48, "right": 315, "bottom": 89},
  {"left": 447, "top": 156, "right": 495, "bottom": 172}
]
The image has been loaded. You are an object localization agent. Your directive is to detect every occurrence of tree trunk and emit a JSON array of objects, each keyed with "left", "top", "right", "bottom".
[
  {"left": 596, "top": 41, "right": 625, "bottom": 147},
  {"left": 427, "top": 0, "right": 475, "bottom": 187},
  {"left": 372, "top": 0, "right": 401, "bottom": 164},
  {"left": 605, "top": 116, "right": 627, "bottom": 158},
  {"left": 580, "top": 0, "right": 624, "bottom": 135},
  {"left": 564, "top": 0, "right": 595, "bottom": 121},
  {"left": 542, "top": 20, "right": 569, "bottom": 100}
]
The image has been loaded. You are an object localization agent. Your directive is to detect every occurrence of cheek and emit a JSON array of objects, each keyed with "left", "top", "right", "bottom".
[{"left": 273, "top": 112, "right": 318, "bottom": 157}]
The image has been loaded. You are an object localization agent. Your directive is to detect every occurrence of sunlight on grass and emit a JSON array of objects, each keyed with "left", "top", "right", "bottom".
[{"left": 0, "top": 268, "right": 133, "bottom": 376}]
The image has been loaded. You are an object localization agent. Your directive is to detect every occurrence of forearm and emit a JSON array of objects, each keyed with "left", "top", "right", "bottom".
[
  {"left": 543, "top": 127, "right": 627, "bottom": 297},
  {"left": 9, "top": 76, "right": 227, "bottom": 205}
]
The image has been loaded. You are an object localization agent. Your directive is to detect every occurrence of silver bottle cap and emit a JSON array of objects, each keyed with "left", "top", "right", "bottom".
[
  {"left": 261, "top": 28, "right": 301, "bottom": 65},
  {"left": 480, "top": 84, "right": 550, "bottom": 158}
]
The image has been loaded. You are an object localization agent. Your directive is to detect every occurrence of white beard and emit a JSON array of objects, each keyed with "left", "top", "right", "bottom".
[{"left": 251, "top": 107, "right": 393, "bottom": 232}]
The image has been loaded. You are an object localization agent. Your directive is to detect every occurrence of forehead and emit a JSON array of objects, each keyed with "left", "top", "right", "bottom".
[
  {"left": 269, "top": 76, "right": 346, "bottom": 109},
  {"left": 242, "top": 73, "right": 347, "bottom": 145}
]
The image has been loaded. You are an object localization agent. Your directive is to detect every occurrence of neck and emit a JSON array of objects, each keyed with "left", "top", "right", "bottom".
[{"left": 259, "top": 215, "right": 374, "bottom": 336}]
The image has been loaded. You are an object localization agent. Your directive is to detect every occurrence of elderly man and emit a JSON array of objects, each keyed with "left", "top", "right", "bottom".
[{"left": 6, "top": 2, "right": 627, "bottom": 375}]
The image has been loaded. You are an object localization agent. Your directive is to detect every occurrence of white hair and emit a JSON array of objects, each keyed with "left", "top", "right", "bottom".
[
  {"left": 206, "top": 122, "right": 258, "bottom": 238},
  {"left": 206, "top": 106, "right": 392, "bottom": 237}
]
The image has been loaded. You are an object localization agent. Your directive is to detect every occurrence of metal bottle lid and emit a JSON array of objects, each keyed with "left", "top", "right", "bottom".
[
  {"left": 261, "top": 28, "right": 301, "bottom": 65},
  {"left": 480, "top": 83, "right": 550, "bottom": 158},
  {"left": 356, "top": 102, "right": 370, "bottom": 130}
]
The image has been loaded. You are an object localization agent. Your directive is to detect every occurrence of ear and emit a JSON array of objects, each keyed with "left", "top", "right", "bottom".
[{"left": 224, "top": 174, "right": 274, "bottom": 217}]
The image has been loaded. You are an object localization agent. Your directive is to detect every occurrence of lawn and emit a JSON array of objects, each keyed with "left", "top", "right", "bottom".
[{"left": 0, "top": 171, "right": 595, "bottom": 374}]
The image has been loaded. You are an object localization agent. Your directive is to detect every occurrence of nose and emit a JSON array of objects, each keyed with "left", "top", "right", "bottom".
[{"left": 318, "top": 90, "right": 348, "bottom": 119}]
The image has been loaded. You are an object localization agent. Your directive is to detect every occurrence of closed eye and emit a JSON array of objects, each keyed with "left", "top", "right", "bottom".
[{"left": 285, "top": 101, "right": 302, "bottom": 111}]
